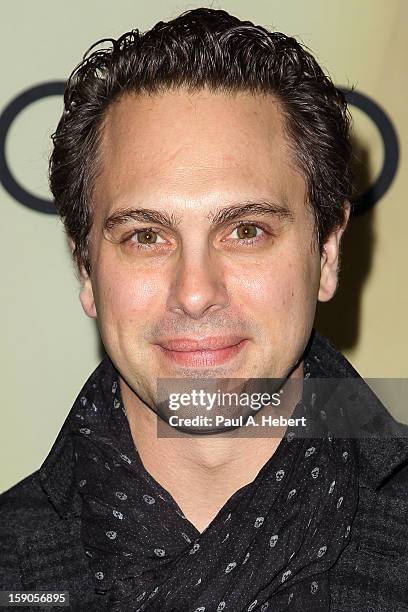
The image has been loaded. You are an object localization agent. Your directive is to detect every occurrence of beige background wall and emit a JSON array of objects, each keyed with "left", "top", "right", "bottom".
[{"left": 1, "top": 0, "right": 407, "bottom": 492}]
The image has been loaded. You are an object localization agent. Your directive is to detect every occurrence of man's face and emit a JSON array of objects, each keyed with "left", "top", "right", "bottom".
[{"left": 79, "top": 89, "right": 345, "bottom": 408}]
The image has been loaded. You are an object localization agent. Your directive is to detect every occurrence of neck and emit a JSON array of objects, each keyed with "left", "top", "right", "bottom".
[{"left": 121, "top": 363, "right": 304, "bottom": 533}]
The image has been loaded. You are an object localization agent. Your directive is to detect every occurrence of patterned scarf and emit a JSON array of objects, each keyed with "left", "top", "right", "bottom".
[{"left": 63, "top": 338, "right": 359, "bottom": 611}]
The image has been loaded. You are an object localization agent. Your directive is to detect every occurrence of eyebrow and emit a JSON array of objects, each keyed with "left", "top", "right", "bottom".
[
  {"left": 103, "top": 208, "right": 181, "bottom": 232},
  {"left": 102, "top": 200, "right": 294, "bottom": 233},
  {"left": 208, "top": 200, "right": 294, "bottom": 226}
]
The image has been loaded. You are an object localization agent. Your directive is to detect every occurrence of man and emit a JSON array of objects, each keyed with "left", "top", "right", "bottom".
[{"left": 1, "top": 7, "right": 407, "bottom": 611}]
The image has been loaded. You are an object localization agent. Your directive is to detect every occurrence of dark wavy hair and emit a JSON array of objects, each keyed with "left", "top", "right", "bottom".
[{"left": 49, "top": 7, "right": 352, "bottom": 275}]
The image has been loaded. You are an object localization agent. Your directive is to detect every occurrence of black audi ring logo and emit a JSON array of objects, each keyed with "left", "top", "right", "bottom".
[{"left": 0, "top": 82, "right": 400, "bottom": 216}]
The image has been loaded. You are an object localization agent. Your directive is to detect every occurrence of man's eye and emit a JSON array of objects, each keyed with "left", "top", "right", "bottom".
[
  {"left": 229, "top": 224, "right": 263, "bottom": 240},
  {"left": 131, "top": 229, "right": 165, "bottom": 245}
]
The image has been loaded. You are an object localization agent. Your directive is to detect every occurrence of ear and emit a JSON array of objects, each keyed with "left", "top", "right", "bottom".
[
  {"left": 68, "top": 237, "right": 97, "bottom": 319},
  {"left": 318, "top": 202, "right": 351, "bottom": 302}
]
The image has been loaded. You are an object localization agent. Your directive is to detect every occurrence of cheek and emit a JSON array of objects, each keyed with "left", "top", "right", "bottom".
[
  {"left": 226, "top": 256, "right": 312, "bottom": 310},
  {"left": 226, "top": 249, "right": 320, "bottom": 340},
  {"left": 95, "top": 262, "right": 163, "bottom": 327}
]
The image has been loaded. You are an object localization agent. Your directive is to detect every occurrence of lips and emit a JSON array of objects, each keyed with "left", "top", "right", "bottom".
[
  {"left": 155, "top": 336, "right": 248, "bottom": 367},
  {"left": 157, "top": 336, "right": 246, "bottom": 351}
]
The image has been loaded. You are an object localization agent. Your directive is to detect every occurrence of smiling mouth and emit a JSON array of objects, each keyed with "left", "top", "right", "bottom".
[{"left": 155, "top": 336, "right": 248, "bottom": 367}]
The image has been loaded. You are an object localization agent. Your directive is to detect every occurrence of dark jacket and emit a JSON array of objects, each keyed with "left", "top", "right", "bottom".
[{"left": 1, "top": 332, "right": 408, "bottom": 611}]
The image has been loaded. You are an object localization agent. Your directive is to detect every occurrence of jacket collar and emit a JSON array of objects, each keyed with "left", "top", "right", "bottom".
[
  {"left": 305, "top": 331, "right": 408, "bottom": 490},
  {"left": 39, "top": 329, "right": 408, "bottom": 518}
]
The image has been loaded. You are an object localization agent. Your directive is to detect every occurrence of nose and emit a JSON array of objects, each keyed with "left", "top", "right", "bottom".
[{"left": 166, "top": 248, "right": 230, "bottom": 320}]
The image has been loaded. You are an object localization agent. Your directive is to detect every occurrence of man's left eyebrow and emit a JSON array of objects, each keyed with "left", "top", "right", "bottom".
[{"left": 207, "top": 200, "right": 294, "bottom": 226}]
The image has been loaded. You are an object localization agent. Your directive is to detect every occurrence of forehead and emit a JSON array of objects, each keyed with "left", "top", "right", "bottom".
[{"left": 93, "top": 88, "right": 306, "bottom": 216}]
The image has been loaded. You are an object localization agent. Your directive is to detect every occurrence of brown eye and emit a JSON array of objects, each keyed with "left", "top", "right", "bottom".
[
  {"left": 136, "top": 229, "right": 159, "bottom": 244},
  {"left": 235, "top": 224, "right": 259, "bottom": 239}
]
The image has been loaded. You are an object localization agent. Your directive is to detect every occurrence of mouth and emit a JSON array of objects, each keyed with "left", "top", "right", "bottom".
[{"left": 155, "top": 336, "right": 248, "bottom": 367}]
